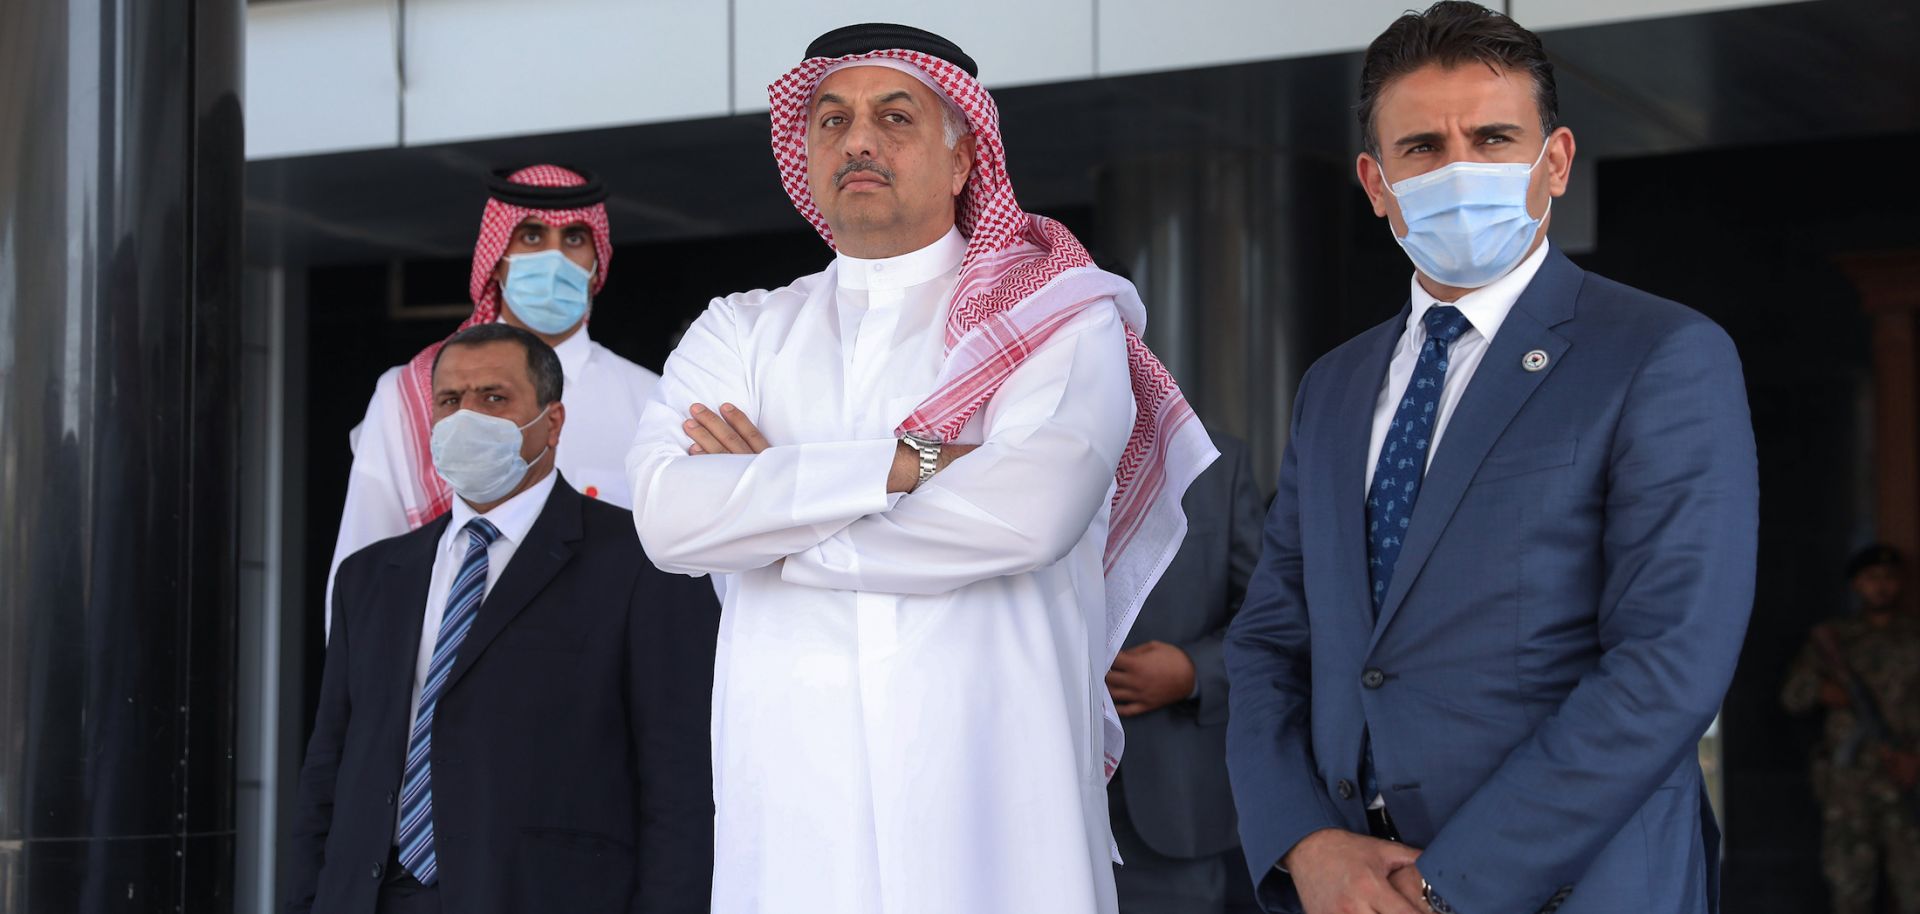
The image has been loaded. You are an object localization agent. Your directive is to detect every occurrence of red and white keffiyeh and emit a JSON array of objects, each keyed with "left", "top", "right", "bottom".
[
  {"left": 770, "top": 51, "right": 1219, "bottom": 781},
  {"left": 391, "top": 164, "right": 613, "bottom": 529}
]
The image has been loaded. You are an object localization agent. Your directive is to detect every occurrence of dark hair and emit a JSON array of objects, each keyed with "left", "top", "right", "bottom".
[
  {"left": 431, "top": 323, "right": 565, "bottom": 406},
  {"left": 1847, "top": 543, "right": 1905, "bottom": 580},
  {"left": 1357, "top": 1, "right": 1558, "bottom": 156}
]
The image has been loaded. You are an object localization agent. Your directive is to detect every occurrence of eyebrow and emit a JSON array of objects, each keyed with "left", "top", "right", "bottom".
[
  {"left": 1392, "top": 122, "right": 1527, "bottom": 149},
  {"left": 434, "top": 383, "right": 508, "bottom": 399}
]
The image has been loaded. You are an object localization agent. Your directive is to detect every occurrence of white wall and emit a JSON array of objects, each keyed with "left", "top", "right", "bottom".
[
  {"left": 1513, "top": 0, "right": 1805, "bottom": 30},
  {"left": 730, "top": 1, "right": 1095, "bottom": 112},
  {"left": 245, "top": 0, "right": 1815, "bottom": 160},
  {"left": 403, "top": 0, "right": 730, "bottom": 145},
  {"left": 1097, "top": 0, "right": 1414, "bottom": 77},
  {"left": 246, "top": 0, "right": 400, "bottom": 159}
]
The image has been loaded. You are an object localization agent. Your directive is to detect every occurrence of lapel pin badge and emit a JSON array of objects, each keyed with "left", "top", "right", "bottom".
[{"left": 1522, "top": 350, "right": 1550, "bottom": 372}]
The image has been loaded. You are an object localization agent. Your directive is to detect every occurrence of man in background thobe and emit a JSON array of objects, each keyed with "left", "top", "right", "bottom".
[
  {"left": 626, "top": 23, "right": 1214, "bottom": 914},
  {"left": 327, "top": 164, "right": 658, "bottom": 631}
]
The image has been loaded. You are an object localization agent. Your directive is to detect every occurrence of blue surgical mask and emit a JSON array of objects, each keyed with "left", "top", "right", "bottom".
[
  {"left": 1383, "top": 140, "right": 1551, "bottom": 289},
  {"left": 501, "top": 249, "right": 594, "bottom": 335},
  {"left": 430, "top": 405, "right": 552, "bottom": 504}
]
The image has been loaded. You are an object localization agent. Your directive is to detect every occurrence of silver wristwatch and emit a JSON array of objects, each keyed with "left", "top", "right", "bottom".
[{"left": 900, "top": 434, "right": 943, "bottom": 488}]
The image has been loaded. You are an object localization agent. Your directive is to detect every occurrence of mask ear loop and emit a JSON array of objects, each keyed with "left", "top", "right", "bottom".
[
  {"left": 518, "top": 402, "right": 556, "bottom": 472},
  {"left": 1523, "top": 135, "right": 1555, "bottom": 227},
  {"left": 516, "top": 401, "right": 554, "bottom": 432}
]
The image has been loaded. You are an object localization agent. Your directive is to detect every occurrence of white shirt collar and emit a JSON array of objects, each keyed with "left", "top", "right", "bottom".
[
  {"left": 1406, "top": 239, "right": 1552, "bottom": 344},
  {"left": 835, "top": 227, "right": 966, "bottom": 291},
  {"left": 445, "top": 466, "right": 558, "bottom": 554}
]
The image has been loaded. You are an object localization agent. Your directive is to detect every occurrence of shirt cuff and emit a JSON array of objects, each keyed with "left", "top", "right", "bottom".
[
  {"left": 779, "top": 438, "right": 901, "bottom": 589},
  {"left": 791, "top": 437, "right": 901, "bottom": 521}
]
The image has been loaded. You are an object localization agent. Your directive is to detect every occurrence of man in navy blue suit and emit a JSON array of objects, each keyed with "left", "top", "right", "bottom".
[
  {"left": 286, "top": 324, "right": 717, "bottom": 914},
  {"left": 1224, "top": 4, "right": 1759, "bottom": 914}
]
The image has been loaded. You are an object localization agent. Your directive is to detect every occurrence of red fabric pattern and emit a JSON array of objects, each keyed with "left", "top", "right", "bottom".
[
  {"left": 393, "top": 164, "right": 612, "bottom": 528},
  {"left": 769, "top": 52, "right": 1213, "bottom": 780}
]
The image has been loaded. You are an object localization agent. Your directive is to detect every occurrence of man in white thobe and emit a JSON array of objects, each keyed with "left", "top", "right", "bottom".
[
  {"left": 626, "top": 24, "right": 1215, "bottom": 914},
  {"left": 328, "top": 165, "right": 658, "bottom": 631}
]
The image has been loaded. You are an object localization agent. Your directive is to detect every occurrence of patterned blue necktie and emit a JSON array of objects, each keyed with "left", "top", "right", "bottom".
[
  {"left": 397, "top": 516, "right": 500, "bottom": 885},
  {"left": 1366, "top": 305, "right": 1473, "bottom": 612},
  {"left": 1358, "top": 306, "right": 1469, "bottom": 806}
]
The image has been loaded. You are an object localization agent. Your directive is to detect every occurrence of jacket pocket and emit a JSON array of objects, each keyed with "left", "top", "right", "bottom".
[
  {"left": 513, "top": 827, "right": 634, "bottom": 910},
  {"left": 1472, "top": 437, "right": 1577, "bottom": 485}
]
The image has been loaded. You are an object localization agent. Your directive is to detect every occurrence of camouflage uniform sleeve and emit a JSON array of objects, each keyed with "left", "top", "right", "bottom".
[{"left": 1782, "top": 633, "right": 1827, "bottom": 715}]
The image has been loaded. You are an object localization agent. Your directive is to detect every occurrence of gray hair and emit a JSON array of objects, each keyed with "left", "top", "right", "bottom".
[{"left": 940, "top": 98, "right": 973, "bottom": 149}]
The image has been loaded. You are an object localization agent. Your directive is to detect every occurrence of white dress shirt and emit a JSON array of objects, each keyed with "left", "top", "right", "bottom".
[
  {"left": 1364, "top": 241, "right": 1552, "bottom": 492},
  {"left": 327, "top": 325, "right": 657, "bottom": 633},
  {"left": 393, "top": 467, "right": 555, "bottom": 842},
  {"left": 627, "top": 227, "right": 1136, "bottom": 914}
]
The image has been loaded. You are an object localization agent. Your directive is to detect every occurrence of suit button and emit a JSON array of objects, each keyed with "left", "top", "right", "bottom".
[
  {"left": 1336, "top": 778, "right": 1355, "bottom": 799},
  {"left": 384, "top": 791, "right": 395, "bottom": 806},
  {"left": 1362, "top": 668, "right": 1386, "bottom": 689},
  {"left": 370, "top": 862, "right": 384, "bottom": 880}
]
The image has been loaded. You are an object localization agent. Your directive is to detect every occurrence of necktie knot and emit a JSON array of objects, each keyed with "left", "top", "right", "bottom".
[
  {"left": 1423, "top": 305, "right": 1472, "bottom": 346},
  {"left": 464, "top": 517, "right": 501, "bottom": 549}
]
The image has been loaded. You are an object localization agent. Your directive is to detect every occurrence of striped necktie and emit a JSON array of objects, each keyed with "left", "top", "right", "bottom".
[{"left": 397, "top": 516, "right": 501, "bottom": 885}]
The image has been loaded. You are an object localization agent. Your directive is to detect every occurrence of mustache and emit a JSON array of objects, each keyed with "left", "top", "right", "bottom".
[{"left": 833, "top": 160, "right": 894, "bottom": 187}]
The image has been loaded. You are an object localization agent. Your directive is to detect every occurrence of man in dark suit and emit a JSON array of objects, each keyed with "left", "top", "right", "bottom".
[
  {"left": 285, "top": 323, "right": 718, "bottom": 914},
  {"left": 1224, "top": 4, "right": 1759, "bottom": 914},
  {"left": 1108, "top": 432, "right": 1265, "bottom": 914}
]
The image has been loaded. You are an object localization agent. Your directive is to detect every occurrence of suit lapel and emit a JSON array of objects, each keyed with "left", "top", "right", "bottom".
[
  {"left": 1328, "top": 312, "right": 1406, "bottom": 624},
  {"left": 380, "top": 515, "right": 448, "bottom": 726},
  {"left": 443, "top": 478, "right": 584, "bottom": 693},
  {"left": 1368, "top": 251, "right": 1583, "bottom": 652}
]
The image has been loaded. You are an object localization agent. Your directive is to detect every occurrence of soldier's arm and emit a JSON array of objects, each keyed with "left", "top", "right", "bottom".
[{"left": 1781, "top": 634, "right": 1828, "bottom": 715}]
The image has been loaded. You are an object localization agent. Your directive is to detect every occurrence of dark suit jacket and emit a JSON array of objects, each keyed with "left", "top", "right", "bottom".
[
  {"left": 1113, "top": 432, "right": 1263, "bottom": 860},
  {"left": 1225, "top": 250, "right": 1759, "bottom": 914},
  {"left": 284, "top": 476, "right": 719, "bottom": 914}
]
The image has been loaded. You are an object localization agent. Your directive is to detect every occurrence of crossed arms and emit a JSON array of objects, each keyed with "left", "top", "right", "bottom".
[{"left": 625, "top": 297, "right": 1134, "bottom": 593}]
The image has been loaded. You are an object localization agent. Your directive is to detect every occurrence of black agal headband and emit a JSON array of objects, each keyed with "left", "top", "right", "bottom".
[
  {"left": 804, "top": 23, "right": 979, "bottom": 77},
  {"left": 484, "top": 166, "right": 610, "bottom": 209}
]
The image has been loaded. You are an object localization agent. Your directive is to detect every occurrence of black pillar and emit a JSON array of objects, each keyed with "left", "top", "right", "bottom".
[
  {"left": 1096, "top": 152, "right": 1346, "bottom": 485},
  {"left": 0, "top": 0, "right": 242, "bottom": 910}
]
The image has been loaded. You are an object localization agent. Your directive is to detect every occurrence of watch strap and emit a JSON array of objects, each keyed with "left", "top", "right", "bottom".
[{"left": 902, "top": 435, "right": 941, "bottom": 486}]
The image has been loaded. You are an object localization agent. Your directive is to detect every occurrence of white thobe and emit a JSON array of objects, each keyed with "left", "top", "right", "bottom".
[
  {"left": 327, "top": 326, "right": 657, "bottom": 632},
  {"left": 627, "top": 228, "right": 1136, "bottom": 914}
]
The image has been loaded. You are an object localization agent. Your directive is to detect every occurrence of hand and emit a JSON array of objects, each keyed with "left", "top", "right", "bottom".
[
  {"left": 1882, "top": 748, "right": 1920, "bottom": 789},
  {"left": 1107, "top": 641, "right": 1197, "bottom": 717},
  {"left": 1819, "top": 680, "right": 1851, "bottom": 710},
  {"left": 1283, "top": 828, "right": 1425, "bottom": 914},
  {"left": 886, "top": 440, "right": 979, "bottom": 493},
  {"left": 684, "top": 403, "right": 768, "bottom": 455},
  {"left": 1387, "top": 864, "right": 1433, "bottom": 912}
]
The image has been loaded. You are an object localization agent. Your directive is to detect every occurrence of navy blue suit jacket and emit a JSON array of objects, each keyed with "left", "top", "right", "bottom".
[
  {"left": 1225, "top": 250, "right": 1758, "bottom": 914},
  {"left": 285, "top": 476, "right": 720, "bottom": 914}
]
